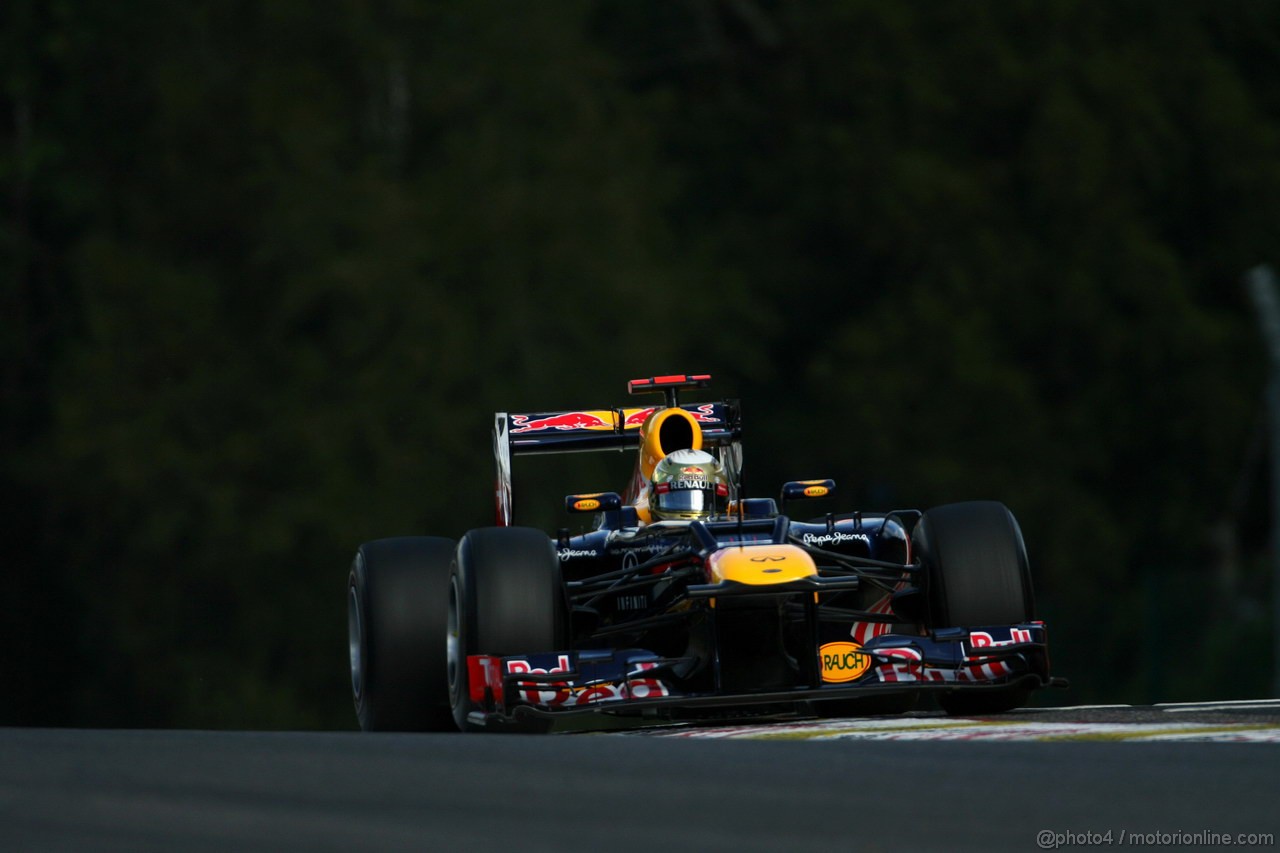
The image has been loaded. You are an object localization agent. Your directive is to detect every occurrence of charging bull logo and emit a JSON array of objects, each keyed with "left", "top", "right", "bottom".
[
  {"left": 622, "top": 404, "right": 720, "bottom": 430},
  {"left": 820, "top": 641, "right": 870, "bottom": 683},
  {"left": 623, "top": 407, "right": 657, "bottom": 428},
  {"left": 511, "top": 411, "right": 616, "bottom": 434}
]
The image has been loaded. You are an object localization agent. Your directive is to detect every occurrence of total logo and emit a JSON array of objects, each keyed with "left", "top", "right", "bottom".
[{"left": 819, "top": 641, "right": 870, "bottom": 683}]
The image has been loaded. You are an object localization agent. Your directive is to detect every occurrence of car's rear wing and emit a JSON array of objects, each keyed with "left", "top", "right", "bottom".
[{"left": 493, "top": 399, "right": 742, "bottom": 526}]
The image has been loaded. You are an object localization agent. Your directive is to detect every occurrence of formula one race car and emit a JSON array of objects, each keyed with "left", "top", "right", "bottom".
[{"left": 347, "top": 374, "right": 1064, "bottom": 732}]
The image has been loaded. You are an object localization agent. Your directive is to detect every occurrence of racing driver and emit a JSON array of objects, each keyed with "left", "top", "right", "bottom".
[{"left": 646, "top": 449, "right": 730, "bottom": 522}]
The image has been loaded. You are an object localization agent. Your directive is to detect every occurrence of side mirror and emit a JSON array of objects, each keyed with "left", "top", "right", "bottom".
[
  {"left": 564, "top": 492, "right": 623, "bottom": 513},
  {"left": 780, "top": 479, "right": 836, "bottom": 505}
]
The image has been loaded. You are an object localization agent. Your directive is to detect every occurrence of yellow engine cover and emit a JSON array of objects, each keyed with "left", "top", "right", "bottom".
[{"left": 707, "top": 544, "right": 817, "bottom": 586}]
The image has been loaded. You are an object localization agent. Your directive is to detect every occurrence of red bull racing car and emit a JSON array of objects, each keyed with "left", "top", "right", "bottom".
[{"left": 347, "top": 374, "right": 1065, "bottom": 732}]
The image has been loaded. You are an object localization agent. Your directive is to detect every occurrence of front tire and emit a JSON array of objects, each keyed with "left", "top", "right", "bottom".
[
  {"left": 448, "top": 527, "right": 567, "bottom": 732},
  {"left": 914, "top": 501, "right": 1035, "bottom": 715},
  {"left": 349, "top": 536, "right": 455, "bottom": 732}
]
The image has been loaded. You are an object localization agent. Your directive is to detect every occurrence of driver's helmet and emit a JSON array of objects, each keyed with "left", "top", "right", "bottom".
[{"left": 649, "top": 449, "right": 729, "bottom": 521}]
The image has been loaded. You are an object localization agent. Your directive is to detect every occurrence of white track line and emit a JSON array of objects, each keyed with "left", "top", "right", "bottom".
[
  {"left": 1154, "top": 698, "right": 1280, "bottom": 709},
  {"left": 1163, "top": 703, "right": 1280, "bottom": 713},
  {"left": 636, "top": 718, "right": 1280, "bottom": 742},
  {"left": 1022, "top": 704, "right": 1134, "bottom": 711}
]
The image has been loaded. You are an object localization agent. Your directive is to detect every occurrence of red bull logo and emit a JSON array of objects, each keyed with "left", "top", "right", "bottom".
[
  {"left": 689, "top": 403, "right": 720, "bottom": 423},
  {"left": 681, "top": 466, "right": 705, "bottom": 477},
  {"left": 505, "top": 657, "right": 669, "bottom": 706},
  {"left": 621, "top": 404, "right": 719, "bottom": 430},
  {"left": 511, "top": 410, "right": 616, "bottom": 434},
  {"left": 622, "top": 407, "right": 657, "bottom": 428},
  {"left": 969, "top": 628, "right": 1033, "bottom": 648},
  {"left": 513, "top": 403, "right": 720, "bottom": 435}
]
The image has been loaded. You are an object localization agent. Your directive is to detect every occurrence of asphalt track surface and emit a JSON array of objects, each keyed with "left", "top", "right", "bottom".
[{"left": 4, "top": 706, "right": 1278, "bottom": 853}]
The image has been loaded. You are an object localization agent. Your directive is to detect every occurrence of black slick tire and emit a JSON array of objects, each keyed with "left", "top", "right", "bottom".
[
  {"left": 448, "top": 527, "right": 567, "bottom": 732},
  {"left": 349, "top": 536, "right": 455, "bottom": 732},
  {"left": 913, "top": 501, "right": 1035, "bottom": 715}
]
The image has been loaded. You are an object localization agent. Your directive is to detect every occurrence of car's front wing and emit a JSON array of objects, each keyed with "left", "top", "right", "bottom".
[{"left": 460, "top": 622, "right": 1063, "bottom": 730}]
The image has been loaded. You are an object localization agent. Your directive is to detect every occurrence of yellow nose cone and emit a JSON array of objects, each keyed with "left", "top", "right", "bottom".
[{"left": 707, "top": 544, "right": 817, "bottom": 586}]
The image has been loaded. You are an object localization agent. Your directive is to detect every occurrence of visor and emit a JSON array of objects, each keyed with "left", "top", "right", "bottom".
[
  {"left": 655, "top": 488, "right": 712, "bottom": 516},
  {"left": 655, "top": 481, "right": 727, "bottom": 514}
]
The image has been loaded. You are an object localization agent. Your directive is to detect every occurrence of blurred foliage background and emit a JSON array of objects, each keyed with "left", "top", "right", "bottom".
[{"left": 3, "top": 0, "right": 1278, "bottom": 728}]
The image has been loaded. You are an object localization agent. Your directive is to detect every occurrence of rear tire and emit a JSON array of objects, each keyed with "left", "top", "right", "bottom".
[
  {"left": 913, "top": 501, "right": 1035, "bottom": 715},
  {"left": 448, "top": 527, "right": 567, "bottom": 732},
  {"left": 349, "top": 536, "right": 456, "bottom": 731}
]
